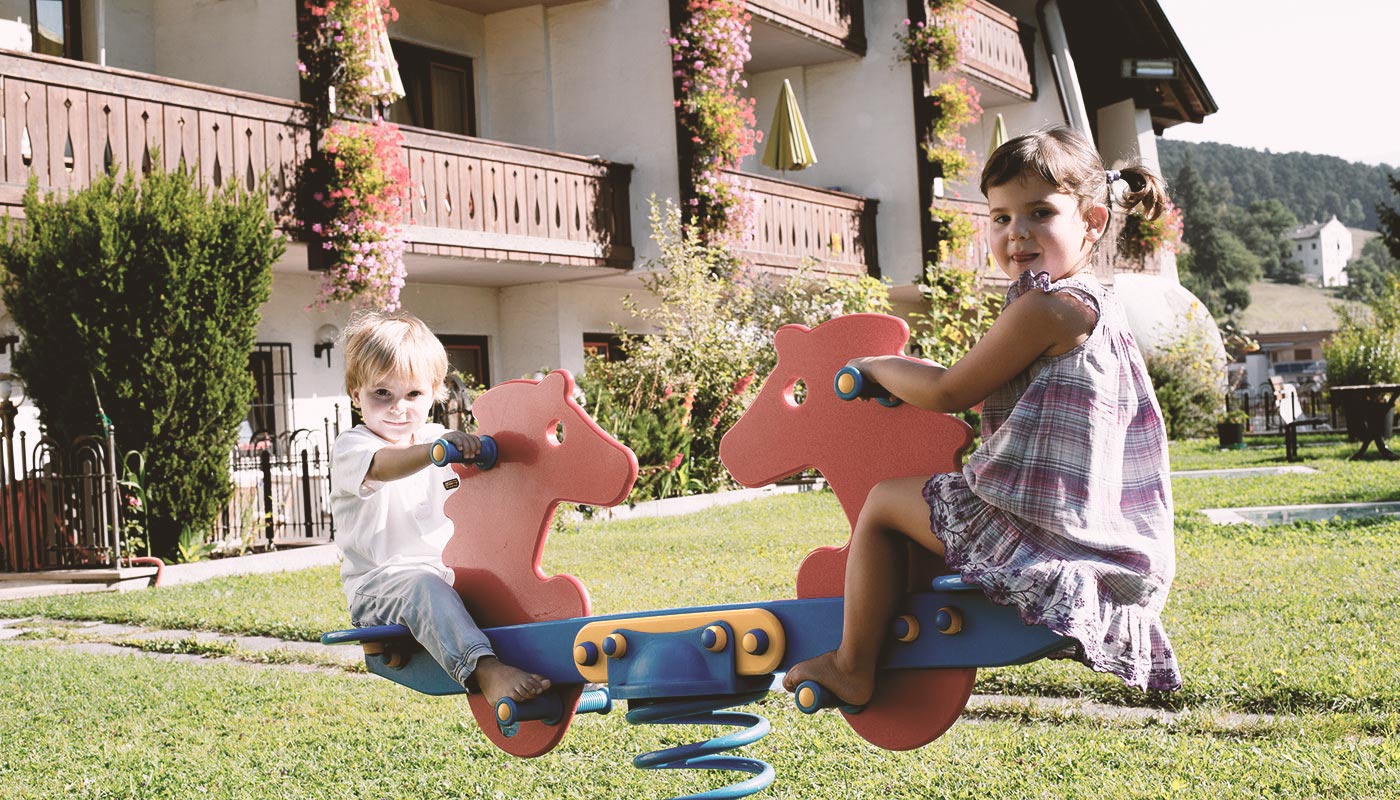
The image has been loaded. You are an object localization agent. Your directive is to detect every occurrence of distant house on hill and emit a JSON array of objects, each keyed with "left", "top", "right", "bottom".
[{"left": 1286, "top": 216, "right": 1352, "bottom": 287}]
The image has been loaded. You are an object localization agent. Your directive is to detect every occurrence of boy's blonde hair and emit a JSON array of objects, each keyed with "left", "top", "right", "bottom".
[{"left": 341, "top": 311, "right": 450, "bottom": 403}]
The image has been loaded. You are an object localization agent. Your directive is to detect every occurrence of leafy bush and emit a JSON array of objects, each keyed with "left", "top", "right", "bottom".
[
  {"left": 581, "top": 200, "right": 890, "bottom": 500},
  {"left": 1325, "top": 278, "right": 1400, "bottom": 387},
  {"left": 908, "top": 262, "right": 1001, "bottom": 368},
  {"left": 0, "top": 164, "right": 283, "bottom": 559},
  {"left": 1143, "top": 324, "right": 1226, "bottom": 440}
]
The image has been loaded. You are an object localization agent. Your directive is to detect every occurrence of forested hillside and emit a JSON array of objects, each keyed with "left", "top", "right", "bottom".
[{"left": 1157, "top": 139, "right": 1394, "bottom": 229}]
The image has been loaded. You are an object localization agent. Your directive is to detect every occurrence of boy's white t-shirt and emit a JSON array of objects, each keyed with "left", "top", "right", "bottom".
[{"left": 330, "top": 423, "right": 457, "bottom": 603}]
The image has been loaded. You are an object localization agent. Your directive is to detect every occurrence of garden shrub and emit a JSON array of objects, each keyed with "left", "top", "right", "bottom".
[
  {"left": 1144, "top": 324, "right": 1226, "bottom": 440},
  {"left": 580, "top": 200, "right": 890, "bottom": 501},
  {"left": 0, "top": 164, "right": 284, "bottom": 559}
]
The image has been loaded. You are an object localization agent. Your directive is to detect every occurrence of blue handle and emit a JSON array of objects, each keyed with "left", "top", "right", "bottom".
[
  {"left": 833, "top": 366, "right": 901, "bottom": 407},
  {"left": 430, "top": 434, "right": 498, "bottom": 469}
]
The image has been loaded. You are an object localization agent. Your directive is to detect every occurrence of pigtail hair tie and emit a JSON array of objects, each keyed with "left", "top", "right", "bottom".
[{"left": 1105, "top": 169, "right": 1121, "bottom": 183}]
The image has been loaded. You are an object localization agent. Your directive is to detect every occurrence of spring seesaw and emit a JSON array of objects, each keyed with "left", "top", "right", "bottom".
[{"left": 323, "top": 315, "right": 1073, "bottom": 799}]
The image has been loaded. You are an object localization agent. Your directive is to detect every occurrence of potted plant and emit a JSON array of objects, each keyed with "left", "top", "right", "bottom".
[
  {"left": 1322, "top": 310, "right": 1400, "bottom": 443},
  {"left": 1216, "top": 408, "right": 1249, "bottom": 450}
]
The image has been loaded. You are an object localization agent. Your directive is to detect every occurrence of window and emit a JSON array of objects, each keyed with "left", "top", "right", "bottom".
[
  {"left": 0, "top": 0, "right": 81, "bottom": 58},
  {"left": 1293, "top": 348, "right": 1311, "bottom": 362},
  {"left": 438, "top": 334, "right": 490, "bottom": 387},
  {"left": 246, "top": 344, "right": 296, "bottom": 446},
  {"left": 1311, "top": 242, "right": 1317, "bottom": 250},
  {"left": 387, "top": 40, "right": 475, "bottom": 135},
  {"left": 584, "top": 333, "right": 628, "bottom": 362}
]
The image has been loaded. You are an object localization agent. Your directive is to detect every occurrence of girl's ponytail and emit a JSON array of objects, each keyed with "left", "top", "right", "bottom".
[{"left": 1114, "top": 165, "right": 1169, "bottom": 221}]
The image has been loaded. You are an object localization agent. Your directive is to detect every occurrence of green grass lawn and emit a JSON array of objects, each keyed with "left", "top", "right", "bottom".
[{"left": 2, "top": 438, "right": 1398, "bottom": 797}]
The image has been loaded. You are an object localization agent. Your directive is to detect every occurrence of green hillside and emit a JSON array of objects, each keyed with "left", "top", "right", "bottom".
[{"left": 1157, "top": 139, "right": 1395, "bottom": 230}]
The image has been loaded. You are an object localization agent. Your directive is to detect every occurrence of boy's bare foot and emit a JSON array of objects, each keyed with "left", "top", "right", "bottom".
[
  {"left": 473, "top": 656, "right": 551, "bottom": 706},
  {"left": 780, "top": 650, "right": 875, "bottom": 707}
]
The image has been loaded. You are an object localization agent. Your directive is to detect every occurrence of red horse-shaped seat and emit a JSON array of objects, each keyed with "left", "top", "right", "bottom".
[
  {"left": 440, "top": 370, "right": 638, "bottom": 758},
  {"left": 720, "top": 313, "right": 978, "bottom": 750}
]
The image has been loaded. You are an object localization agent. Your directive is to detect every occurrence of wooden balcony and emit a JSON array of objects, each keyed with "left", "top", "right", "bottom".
[
  {"left": 399, "top": 128, "right": 632, "bottom": 269},
  {"left": 931, "top": 0, "right": 1034, "bottom": 105},
  {"left": 0, "top": 50, "right": 305, "bottom": 219},
  {"left": 726, "top": 170, "right": 878, "bottom": 279},
  {"left": 747, "top": 0, "right": 866, "bottom": 71},
  {"left": 0, "top": 50, "right": 633, "bottom": 274}
]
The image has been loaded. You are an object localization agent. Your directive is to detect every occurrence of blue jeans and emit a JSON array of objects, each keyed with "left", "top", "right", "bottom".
[{"left": 348, "top": 565, "right": 494, "bottom": 689}]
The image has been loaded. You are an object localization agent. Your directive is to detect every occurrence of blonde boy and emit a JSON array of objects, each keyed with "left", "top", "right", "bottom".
[{"left": 330, "top": 311, "right": 549, "bottom": 705}]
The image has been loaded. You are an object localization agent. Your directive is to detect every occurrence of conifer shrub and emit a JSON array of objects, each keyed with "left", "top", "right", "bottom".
[{"left": 0, "top": 165, "right": 284, "bottom": 559}]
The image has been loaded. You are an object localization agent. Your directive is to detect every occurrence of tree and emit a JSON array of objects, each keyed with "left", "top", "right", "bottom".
[
  {"left": 1339, "top": 236, "right": 1400, "bottom": 304},
  {"left": 1174, "top": 157, "right": 1262, "bottom": 320},
  {"left": 0, "top": 165, "right": 283, "bottom": 559},
  {"left": 1224, "top": 199, "right": 1298, "bottom": 283},
  {"left": 1379, "top": 173, "right": 1400, "bottom": 261}
]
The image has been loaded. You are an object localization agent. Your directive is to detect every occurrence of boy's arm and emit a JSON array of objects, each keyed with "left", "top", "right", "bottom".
[{"left": 365, "top": 431, "right": 481, "bottom": 484}]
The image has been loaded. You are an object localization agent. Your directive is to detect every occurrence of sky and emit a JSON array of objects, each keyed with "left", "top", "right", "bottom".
[{"left": 1155, "top": 0, "right": 1400, "bottom": 168}]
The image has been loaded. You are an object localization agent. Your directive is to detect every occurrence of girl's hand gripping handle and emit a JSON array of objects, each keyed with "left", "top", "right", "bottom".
[
  {"left": 833, "top": 365, "right": 902, "bottom": 407},
  {"left": 430, "top": 434, "right": 499, "bottom": 470}
]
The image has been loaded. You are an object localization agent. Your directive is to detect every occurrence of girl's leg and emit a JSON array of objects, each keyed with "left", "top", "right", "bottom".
[
  {"left": 351, "top": 567, "right": 550, "bottom": 705},
  {"left": 781, "top": 476, "right": 944, "bottom": 705}
]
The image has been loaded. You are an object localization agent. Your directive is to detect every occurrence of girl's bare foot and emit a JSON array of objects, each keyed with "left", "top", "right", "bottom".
[
  {"left": 473, "top": 656, "right": 551, "bottom": 706},
  {"left": 781, "top": 650, "right": 875, "bottom": 707}
]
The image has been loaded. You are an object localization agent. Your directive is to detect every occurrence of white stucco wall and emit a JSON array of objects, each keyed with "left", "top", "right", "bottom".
[
  {"left": 78, "top": 0, "right": 156, "bottom": 73},
  {"left": 389, "top": 0, "right": 486, "bottom": 59},
  {"left": 480, "top": 1, "right": 677, "bottom": 265},
  {"left": 150, "top": 0, "right": 299, "bottom": 99},
  {"left": 1096, "top": 98, "right": 1179, "bottom": 284}
]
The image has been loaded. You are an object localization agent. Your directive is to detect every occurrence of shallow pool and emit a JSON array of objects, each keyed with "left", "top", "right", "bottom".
[{"left": 1200, "top": 501, "right": 1400, "bottom": 526}]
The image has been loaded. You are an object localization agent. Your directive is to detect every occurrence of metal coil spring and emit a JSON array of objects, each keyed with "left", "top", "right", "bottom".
[{"left": 625, "top": 690, "right": 775, "bottom": 800}]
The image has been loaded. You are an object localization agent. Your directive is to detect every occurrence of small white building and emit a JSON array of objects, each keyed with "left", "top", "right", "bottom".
[{"left": 1287, "top": 216, "right": 1352, "bottom": 287}]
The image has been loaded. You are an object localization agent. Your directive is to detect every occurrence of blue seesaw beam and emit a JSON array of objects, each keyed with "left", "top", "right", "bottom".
[{"left": 322, "top": 576, "right": 1071, "bottom": 698}]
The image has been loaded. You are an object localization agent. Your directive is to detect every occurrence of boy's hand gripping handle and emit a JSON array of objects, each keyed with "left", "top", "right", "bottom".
[
  {"left": 429, "top": 434, "right": 499, "bottom": 470},
  {"left": 833, "top": 365, "right": 902, "bottom": 407}
]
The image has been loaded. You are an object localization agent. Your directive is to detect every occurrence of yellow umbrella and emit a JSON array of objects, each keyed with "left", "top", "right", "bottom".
[
  {"left": 762, "top": 79, "right": 817, "bottom": 174},
  {"left": 988, "top": 113, "right": 1009, "bottom": 154}
]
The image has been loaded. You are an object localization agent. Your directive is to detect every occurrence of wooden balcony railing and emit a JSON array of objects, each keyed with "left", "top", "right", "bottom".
[
  {"left": 0, "top": 50, "right": 633, "bottom": 272},
  {"left": 726, "top": 170, "right": 878, "bottom": 278},
  {"left": 938, "top": 0, "right": 1034, "bottom": 102},
  {"left": 0, "top": 50, "right": 306, "bottom": 219},
  {"left": 749, "top": 0, "right": 865, "bottom": 54},
  {"left": 399, "top": 128, "right": 633, "bottom": 268}
]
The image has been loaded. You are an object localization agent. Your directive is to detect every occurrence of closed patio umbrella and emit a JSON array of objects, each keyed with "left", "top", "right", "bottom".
[
  {"left": 762, "top": 79, "right": 817, "bottom": 175},
  {"left": 365, "top": 6, "right": 405, "bottom": 115},
  {"left": 988, "top": 113, "right": 1009, "bottom": 154}
]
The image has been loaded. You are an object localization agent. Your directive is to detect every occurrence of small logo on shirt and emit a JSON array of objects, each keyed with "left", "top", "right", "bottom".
[{"left": 442, "top": 478, "right": 460, "bottom": 490}]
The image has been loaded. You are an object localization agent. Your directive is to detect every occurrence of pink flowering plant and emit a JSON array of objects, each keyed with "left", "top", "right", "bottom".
[
  {"left": 894, "top": 1, "right": 968, "bottom": 69},
  {"left": 670, "top": 0, "right": 761, "bottom": 243},
  {"left": 1120, "top": 199, "right": 1184, "bottom": 260},
  {"left": 298, "top": 0, "right": 401, "bottom": 126},
  {"left": 302, "top": 121, "right": 411, "bottom": 310},
  {"left": 297, "top": 0, "right": 410, "bottom": 309}
]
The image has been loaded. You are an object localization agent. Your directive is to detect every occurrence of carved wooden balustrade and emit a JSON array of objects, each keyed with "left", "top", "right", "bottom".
[
  {"left": 399, "top": 128, "right": 633, "bottom": 268},
  {"left": 922, "top": 0, "right": 1033, "bottom": 103},
  {"left": 0, "top": 50, "right": 305, "bottom": 220},
  {"left": 726, "top": 169, "right": 878, "bottom": 278},
  {"left": 0, "top": 50, "right": 634, "bottom": 271},
  {"left": 748, "top": 0, "right": 865, "bottom": 52}
]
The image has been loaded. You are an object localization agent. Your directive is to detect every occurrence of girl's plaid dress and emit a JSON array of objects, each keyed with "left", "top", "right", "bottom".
[{"left": 924, "top": 270, "right": 1181, "bottom": 691}]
